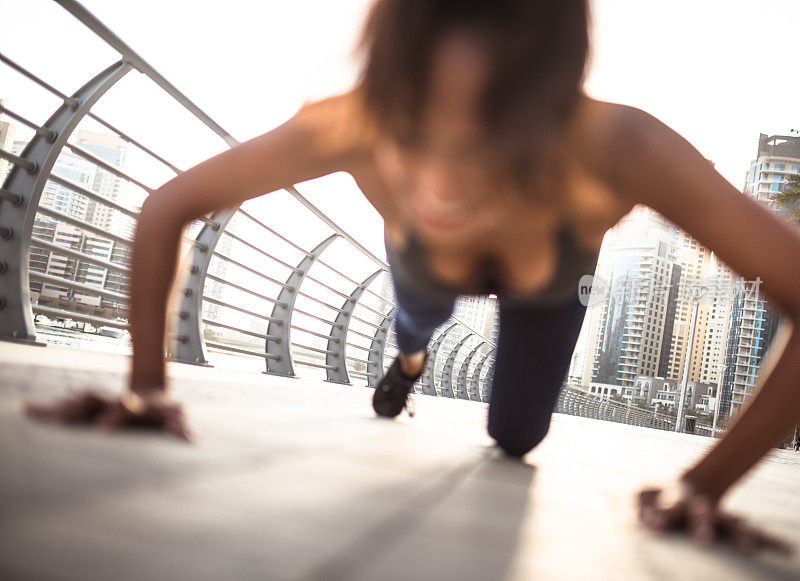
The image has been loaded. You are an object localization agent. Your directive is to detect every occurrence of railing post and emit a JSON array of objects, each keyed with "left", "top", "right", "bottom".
[
  {"left": 472, "top": 348, "right": 496, "bottom": 403},
  {"left": 441, "top": 332, "right": 474, "bottom": 399},
  {"left": 170, "top": 209, "right": 234, "bottom": 365},
  {"left": 420, "top": 322, "right": 458, "bottom": 397},
  {"left": 0, "top": 60, "right": 132, "bottom": 343},
  {"left": 325, "top": 269, "right": 382, "bottom": 385},
  {"left": 366, "top": 307, "right": 395, "bottom": 388},
  {"left": 459, "top": 341, "right": 487, "bottom": 401},
  {"left": 265, "top": 233, "right": 337, "bottom": 377},
  {"left": 555, "top": 390, "right": 565, "bottom": 413}
]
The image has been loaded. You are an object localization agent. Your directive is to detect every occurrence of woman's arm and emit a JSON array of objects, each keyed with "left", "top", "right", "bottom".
[
  {"left": 130, "top": 95, "right": 359, "bottom": 395},
  {"left": 25, "top": 93, "right": 368, "bottom": 436},
  {"left": 603, "top": 104, "right": 800, "bottom": 551}
]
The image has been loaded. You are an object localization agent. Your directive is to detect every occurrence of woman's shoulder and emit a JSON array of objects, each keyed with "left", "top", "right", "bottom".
[
  {"left": 292, "top": 89, "right": 379, "bottom": 171},
  {"left": 296, "top": 90, "right": 413, "bottom": 226},
  {"left": 572, "top": 98, "right": 674, "bottom": 180},
  {"left": 558, "top": 98, "right": 642, "bottom": 246},
  {"left": 295, "top": 90, "right": 361, "bottom": 122},
  {"left": 571, "top": 98, "right": 641, "bottom": 163},
  {"left": 568, "top": 98, "right": 683, "bottom": 204}
]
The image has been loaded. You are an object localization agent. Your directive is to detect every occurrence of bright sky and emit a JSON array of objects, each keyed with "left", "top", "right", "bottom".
[{"left": 2, "top": 0, "right": 799, "bottom": 258}]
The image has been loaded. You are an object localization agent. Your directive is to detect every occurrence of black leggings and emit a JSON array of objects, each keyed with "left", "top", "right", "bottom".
[{"left": 390, "top": 266, "right": 588, "bottom": 457}]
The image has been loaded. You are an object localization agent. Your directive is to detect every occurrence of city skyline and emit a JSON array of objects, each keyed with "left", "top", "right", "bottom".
[{"left": 571, "top": 131, "right": 800, "bottom": 423}]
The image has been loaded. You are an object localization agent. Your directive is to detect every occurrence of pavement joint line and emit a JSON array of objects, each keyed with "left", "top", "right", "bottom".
[{"left": 300, "top": 449, "right": 495, "bottom": 581}]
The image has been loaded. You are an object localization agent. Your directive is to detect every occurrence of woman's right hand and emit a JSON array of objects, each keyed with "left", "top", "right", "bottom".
[
  {"left": 637, "top": 481, "right": 794, "bottom": 556},
  {"left": 24, "top": 390, "right": 192, "bottom": 442}
]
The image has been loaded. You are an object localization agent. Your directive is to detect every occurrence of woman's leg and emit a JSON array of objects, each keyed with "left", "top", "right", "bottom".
[
  {"left": 487, "top": 294, "right": 588, "bottom": 457},
  {"left": 390, "top": 265, "right": 457, "bottom": 356},
  {"left": 372, "top": 263, "right": 456, "bottom": 417}
]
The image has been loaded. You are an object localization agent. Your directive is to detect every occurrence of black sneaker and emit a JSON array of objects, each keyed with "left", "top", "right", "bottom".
[{"left": 372, "top": 352, "right": 428, "bottom": 418}]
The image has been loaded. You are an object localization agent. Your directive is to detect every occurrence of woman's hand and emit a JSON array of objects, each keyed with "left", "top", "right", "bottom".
[
  {"left": 637, "top": 481, "right": 794, "bottom": 557},
  {"left": 24, "top": 390, "right": 192, "bottom": 442}
]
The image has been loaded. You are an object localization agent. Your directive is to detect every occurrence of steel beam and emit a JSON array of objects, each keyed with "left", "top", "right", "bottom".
[
  {"left": 0, "top": 60, "right": 132, "bottom": 342},
  {"left": 472, "top": 348, "right": 496, "bottom": 403},
  {"left": 264, "top": 233, "right": 337, "bottom": 377},
  {"left": 441, "top": 332, "right": 474, "bottom": 399},
  {"left": 458, "top": 341, "right": 488, "bottom": 401},
  {"left": 325, "top": 269, "right": 382, "bottom": 385},
  {"left": 366, "top": 307, "right": 395, "bottom": 388},
  {"left": 420, "top": 322, "right": 458, "bottom": 397}
]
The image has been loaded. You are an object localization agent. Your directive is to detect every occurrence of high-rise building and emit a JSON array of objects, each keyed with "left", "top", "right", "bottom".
[
  {"left": 572, "top": 257, "right": 611, "bottom": 386},
  {"left": 664, "top": 229, "right": 714, "bottom": 382},
  {"left": 23, "top": 130, "right": 132, "bottom": 317},
  {"left": 28, "top": 144, "right": 95, "bottom": 302},
  {"left": 38, "top": 145, "right": 94, "bottom": 220},
  {"left": 696, "top": 256, "right": 733, "bottom": 386},
  {"left": 75, "top": 130, "right": 132, "bottom": 238},
  {"left": 720, "top": 278, "right": 782, "bottom": 420},
  {"left": 455, "top": 294, "right": 498, "bottom": 341},
  {"left": 591, "top": 206, "right": 680, "bottom": 388},
  {"left": 29, "top": 220, "right": 113, "bottom": 310},
  {"left": 718, "top": 133, "right": 800, "bottom": 421},
  {"left": 743, "top": 134, "right": 800, "bottom": 204}
]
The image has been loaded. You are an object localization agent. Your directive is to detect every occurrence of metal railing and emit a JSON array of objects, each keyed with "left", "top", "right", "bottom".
[
  {"left": 0, "top": 1, "right": 721, "bottom": 433},
  {"left": 555, "top": 385, "right": 716, "bottom": 434},
  {"left": 0, "top": 0, "right": 498, "bottom": 401}
]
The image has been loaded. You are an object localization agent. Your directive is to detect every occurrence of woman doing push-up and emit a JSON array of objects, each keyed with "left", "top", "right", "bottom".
[{"left": 27, "top": 0, "right": 800, "bottom": 555}]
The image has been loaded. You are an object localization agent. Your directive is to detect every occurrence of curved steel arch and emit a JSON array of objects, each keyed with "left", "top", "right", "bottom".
[
  {"left": 0, "top": 60, "right": 132, "bottom": 342},
  {"left": 458, "top": 340, "right": 487, "bottom": 401},
  {"left": 265, "top": 233, "right": 338, "bottom": 378},
  {"left": 421, "top": 322, "right": 458, "bottom": 397},
  {"left": 366, "top": 306, "right": 396, "bottom": 388},
  {"left": 441, "top": 332, "right": 474, "bottom": 399},
  {"left": 171, "top": 208, "right": 234, "bottom": 364},
  {"left": 325, "top": 268, "right": 382, "bottom": 385},
  {"left": 472, "top": 348, "right": 496, "bottom": 403}
]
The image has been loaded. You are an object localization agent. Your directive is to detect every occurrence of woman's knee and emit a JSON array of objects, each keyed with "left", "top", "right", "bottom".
[{"left": 488, "top": 418, "right": 552, "bottom": 458}]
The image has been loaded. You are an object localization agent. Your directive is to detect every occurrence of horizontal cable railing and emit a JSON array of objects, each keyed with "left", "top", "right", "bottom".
[
  {"left": 29, "top": 236, "right": 130, "bottom": 274},
  {"left": 0, "top": 0, "right": 706, "bottom": 433}
]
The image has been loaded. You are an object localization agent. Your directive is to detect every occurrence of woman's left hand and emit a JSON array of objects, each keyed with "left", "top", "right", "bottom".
[
  {"left": 637, "top": 481, "right": 794, "bottom": 556},
  {"left": 24, "top": 390, "right": 192, "bottom": 442}
]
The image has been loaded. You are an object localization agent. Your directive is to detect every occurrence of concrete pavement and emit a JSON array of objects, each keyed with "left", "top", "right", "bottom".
[{"left": 1, "top": 342, "right": 799, "bottom": 580}]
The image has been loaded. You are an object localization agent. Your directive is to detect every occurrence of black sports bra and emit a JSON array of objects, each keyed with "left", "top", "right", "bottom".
[{"left": 384, "top": 219, "right": 601, "bottom": 307}]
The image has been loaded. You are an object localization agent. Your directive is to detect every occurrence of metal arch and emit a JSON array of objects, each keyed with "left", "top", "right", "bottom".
[
  {"left": 482, "top": 360, "right": 497, "bottom": 403},
  {"left": 325, "top": 268, "right": 382, "bottom": 385},
  {"left": 170, "top": 208, "right": 235, "bottom": 364},
  {"left": 421, "top": 322, "right": 458, "bottom": 397},
  {"left": 594, "top": 398, "right": 604, "bottom": 420},
  {"left": 458, "top": 340, "right": 488, "bottom": 401},
  {"left": 587, "top": 393, "right": 597, "bottom": 418},
  {"left": 569, "top": 390, "right": 582, "bottom": 416},
  {"left": 472, "top": 348, "right": 496, "bottom": 403},
  {"left": 560, "top": 389, "right": 570, "bottom": 414},
  {"left": 0, "top": 60, "right": 132, "bottom": 342},
  {"left": 265, "top": 233, "right": 338, "bottom": 377},
  {"left": 366, "top": 307, "right": 396, "bottom": 388},
  {"left": 441, "top": 332, "right": 474, "bottom": 399}
]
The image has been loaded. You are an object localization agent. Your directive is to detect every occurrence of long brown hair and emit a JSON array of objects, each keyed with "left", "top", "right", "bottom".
[{"left": 355, "top": 0, "right": 590, "bottom": 201}]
